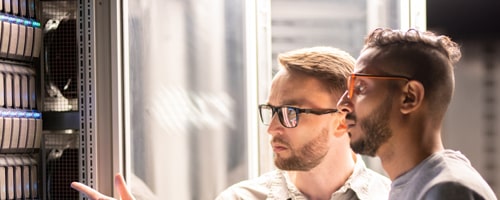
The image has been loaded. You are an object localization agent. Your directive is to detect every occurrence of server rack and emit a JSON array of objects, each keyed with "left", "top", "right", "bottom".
[
  {"left": 0, "top": 0, "right": 99, "bottom": 199},
  {"left": 0, "top": 0, "right": 43, "bottom": 199}
]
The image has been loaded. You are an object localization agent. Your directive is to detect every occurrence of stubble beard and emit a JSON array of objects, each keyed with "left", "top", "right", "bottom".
[
  {"left": 350, "top": 97, "right": 393, "bottom": 157},
  {"left": 274, "top": 129, "right": 330, "bottom": 171}
]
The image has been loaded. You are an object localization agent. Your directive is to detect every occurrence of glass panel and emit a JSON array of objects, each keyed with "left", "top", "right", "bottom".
[
  {"left": 126, "top": 0, "right": 247, "bottom": 199},
  {"left": 271, "top": 0, "right": 400, "bottom": 69}
]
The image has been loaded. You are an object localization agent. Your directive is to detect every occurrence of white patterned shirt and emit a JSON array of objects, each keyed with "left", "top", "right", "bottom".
[{"left": 216, "top": 155, "right": 390, "bottom": 200}]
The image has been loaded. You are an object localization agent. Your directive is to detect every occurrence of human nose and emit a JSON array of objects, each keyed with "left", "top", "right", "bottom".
[
  {"left": 337, "top": 91, "right": 353, "bottom": 114},
  {"left": 267, "top": 112, "right": 283, "bottom": 136}
]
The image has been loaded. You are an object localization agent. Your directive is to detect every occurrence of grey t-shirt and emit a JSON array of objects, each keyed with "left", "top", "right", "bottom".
[{"left": 389, "top": 150, "right": 497, "bottom": 200}]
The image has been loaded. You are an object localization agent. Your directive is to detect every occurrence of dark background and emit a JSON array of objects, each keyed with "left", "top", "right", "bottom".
[{"left": 427, "top": 0, "right": 500, "bottom": 40}]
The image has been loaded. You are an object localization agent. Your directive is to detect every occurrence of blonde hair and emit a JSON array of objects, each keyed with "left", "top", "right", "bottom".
[{"left": 277, "top": 46, "right": 355, "bottom": 96}]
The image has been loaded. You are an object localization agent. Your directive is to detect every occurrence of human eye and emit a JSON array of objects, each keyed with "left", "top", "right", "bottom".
[
  {"left": 284, "top": 107, "right": 298, "bottom": 127},
  {"left": 353, "top": 81, "right": 368, "bottom": 95},
  {"left": 285, "top": 107, "right": 297, "bottom": 119}
]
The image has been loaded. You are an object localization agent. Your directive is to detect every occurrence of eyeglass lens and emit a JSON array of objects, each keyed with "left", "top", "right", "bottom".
[{"left": 259, "top": 105, "right": 298, "bottom": 128}]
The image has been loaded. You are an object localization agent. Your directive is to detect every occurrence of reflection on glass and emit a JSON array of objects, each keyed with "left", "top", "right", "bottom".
[{"left": 127, "top": 0, "right": 247, "bottom": 199}]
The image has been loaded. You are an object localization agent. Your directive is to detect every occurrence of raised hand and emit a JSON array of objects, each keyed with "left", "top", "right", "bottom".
[{"left": 71, "top": 173, "right": 136, "bottom": 200}]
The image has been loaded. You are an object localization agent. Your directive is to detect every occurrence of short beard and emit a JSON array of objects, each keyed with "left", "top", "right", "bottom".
[
  {"left": 274, "top": 129, "right": 330, "bottom": 171},
  {"left": 351, "top": 97, "right": 393, "bottom": 156}
]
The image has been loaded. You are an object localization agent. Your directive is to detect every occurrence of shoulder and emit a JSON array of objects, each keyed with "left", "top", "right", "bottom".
[
  {"left": 354, "top": 156, "right": 391, "bottom": 186},
  {"left": 422, "top": 182, "right": 486, "bottom": 200},
  {"left": 350, "top": 156, "right": 391, "bottom": 200},
  {"left": 215, "top": 170, "right": 280, "bottom": 200},
  {"left": 359, "top": 168, "right": 391, "bottom": 198},
  {"left": 416, "top": 150, "right": 497, "bottom": 200}
]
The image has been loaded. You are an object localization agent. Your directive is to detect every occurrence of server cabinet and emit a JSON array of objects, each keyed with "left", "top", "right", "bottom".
[{"left": 0, "top": 0, "right": 43, "bottom": 199}]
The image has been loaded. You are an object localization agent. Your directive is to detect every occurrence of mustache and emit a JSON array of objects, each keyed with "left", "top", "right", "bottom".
[
  {"left": 272, "top": 137, "right": 289, "bottom": 147},
  {"left": 346, "top": 113, "right": 356, "bottom": 121}
]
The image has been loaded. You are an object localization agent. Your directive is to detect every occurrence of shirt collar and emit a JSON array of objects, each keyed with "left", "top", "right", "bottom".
[
  {"left": 268, "top": 155, "right": 373, "bottom": 200},
  {"left": 342, "top": 154, "right": 372, "bottom": 199}
]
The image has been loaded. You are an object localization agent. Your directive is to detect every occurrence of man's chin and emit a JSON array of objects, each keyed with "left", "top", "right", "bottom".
[
  {"left": 274, "top": 158, "right": 315, "bottom": 171},
  {"left": 351, "top": 140, "right": 377, "bottom": 157}
]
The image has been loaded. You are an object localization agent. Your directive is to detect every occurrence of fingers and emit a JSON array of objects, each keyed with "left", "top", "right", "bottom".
[
  {"left": 70, "top": 182, "right": 115, "bottom": 200},
  {"left": 115, "top": 173, "right": 136, "bottom": 200},
  {"left": 70, "top": 174, "right": 135, "bottom": 200}
]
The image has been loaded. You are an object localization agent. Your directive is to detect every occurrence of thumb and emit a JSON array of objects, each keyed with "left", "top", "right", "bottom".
[{"left": 115, "top": 173, "right": 136, "bottom": 200}]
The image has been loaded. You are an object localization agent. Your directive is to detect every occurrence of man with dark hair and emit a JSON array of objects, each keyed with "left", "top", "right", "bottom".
[{"left": 337, "top": 28, "right": 497, "bottom": 200}]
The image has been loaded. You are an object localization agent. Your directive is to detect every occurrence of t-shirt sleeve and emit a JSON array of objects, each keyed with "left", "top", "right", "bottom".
[{"left": 422, "top": 182, "right": 485, "bottom": 200}]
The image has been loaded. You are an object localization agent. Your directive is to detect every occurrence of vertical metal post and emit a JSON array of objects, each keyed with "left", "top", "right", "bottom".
[{"left": 78, "top": 0, "right": 96, "bottom": 199}]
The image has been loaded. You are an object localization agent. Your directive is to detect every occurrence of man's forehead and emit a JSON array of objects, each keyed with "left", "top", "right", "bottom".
[
  {"left": 355, "top": 48, "right": 402, "bottom": 74},
  {"left": 267, "top": 85, "right": 335, "bottom": 108},
  {"left": 268, "top": 69, "right": 337, "bottom": 107},
  {"left": 267, "top": 96, "right": 315, "bottom": 107}
]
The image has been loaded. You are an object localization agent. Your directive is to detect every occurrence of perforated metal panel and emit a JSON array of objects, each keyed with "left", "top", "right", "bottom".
[
  {"left": 41, "top": 0, "right": 78, "bottom": 112},
  {"left": 39, "top": 0, "right": 82, "bottom": 199},
  {"left": 41, "top": 132, "right": 79, "bottom": 199}
]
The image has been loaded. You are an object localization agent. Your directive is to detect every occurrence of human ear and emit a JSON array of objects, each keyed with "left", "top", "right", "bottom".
[{"left": 401, "top": 80, "right": 424, "bottom": 114}]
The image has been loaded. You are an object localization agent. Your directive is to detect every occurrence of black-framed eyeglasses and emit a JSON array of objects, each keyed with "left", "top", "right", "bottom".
[
  {"left": 258, "top": 104, "right": 338, "bottom": 128},
  {"left": 347, "top": 73, "right": 410, "bottom": 98}
]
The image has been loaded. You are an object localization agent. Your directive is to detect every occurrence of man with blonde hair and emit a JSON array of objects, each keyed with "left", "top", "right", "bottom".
[{"left": 217, "top": 46, "right": 390, "bottom": 200}]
